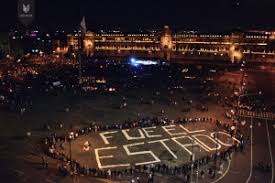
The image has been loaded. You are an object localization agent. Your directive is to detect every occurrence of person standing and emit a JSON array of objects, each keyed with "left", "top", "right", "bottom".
[
  {"left": 107, "top": 169, "right": 111, "bottom": 179},
  {"left": 41, "top": 156, "right": 45, "bottom": 168},
  {"left": 148, "top": 172, "right": 154, "bottom": 183}
]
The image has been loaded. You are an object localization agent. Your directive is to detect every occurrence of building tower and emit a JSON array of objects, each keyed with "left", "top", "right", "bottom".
[
  {"left": 83, "top": 31, "right": 95, "bottom": 57},
  {"left": 160, "top": 26, "right": 173, "bottom": 61},
  {"left": 229, "top": 33, "right": 243, "bottom": 63}
]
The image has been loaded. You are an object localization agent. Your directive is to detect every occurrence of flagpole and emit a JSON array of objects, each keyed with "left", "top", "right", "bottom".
[
  {"left": 78, "top": 46, "right": 82, "bottom": 84},
  {"left": 78, "top": 16, "right": 87, "bottom": 84}
]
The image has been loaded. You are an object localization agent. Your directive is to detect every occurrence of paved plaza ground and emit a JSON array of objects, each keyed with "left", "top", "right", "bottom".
[{"left": 0, "top": 62, "right": 274, "bottom": 183}]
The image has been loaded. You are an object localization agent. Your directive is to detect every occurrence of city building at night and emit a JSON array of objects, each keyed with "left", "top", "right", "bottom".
[
  {"left": 54, "top": 26, "right": 275, "bottom": 63},
  {"left": 1, "top": 1, "right": 275, "bottom": 183}
]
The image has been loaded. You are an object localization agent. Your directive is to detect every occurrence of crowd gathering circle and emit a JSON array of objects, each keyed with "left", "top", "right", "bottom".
[{"left": 41, "top": 115, "right": 246, "bottom": 182}]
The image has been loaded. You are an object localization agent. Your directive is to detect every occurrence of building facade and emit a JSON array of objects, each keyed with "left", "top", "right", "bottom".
[{"left": 55, "top": 26, "right": 275, "bottom": 63}]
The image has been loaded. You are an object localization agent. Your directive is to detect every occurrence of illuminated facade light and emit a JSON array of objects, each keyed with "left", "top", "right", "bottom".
[{"left": 58, "top": 28, "right": 275, "bottom": 62}]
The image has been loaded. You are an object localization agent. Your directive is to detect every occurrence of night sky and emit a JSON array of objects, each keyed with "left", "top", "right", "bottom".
[{"left": 0, "top": 0, "right": 275, "bottom": 31}]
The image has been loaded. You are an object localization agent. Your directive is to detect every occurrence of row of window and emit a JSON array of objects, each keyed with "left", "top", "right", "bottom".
[
  {"left": 245, "top": 35, "right": 268, "bottom": 39},
  {"left": 94, "top": 46, "right": 275, "bottom": 53},
  {"left": 95, "top": 46, "right": 160, "bottom": 49},
  {"left": 70, "top": 34, "right": 272, "bottom": 41},
  {"left": 174, "top": 34, "right": 229, "bottom": 38},
  {"left": 96, "top": 40, "right": 157, "bottom": 43},
  {"left": 95, "top": 34, "right": 156, "bottom": 37}
]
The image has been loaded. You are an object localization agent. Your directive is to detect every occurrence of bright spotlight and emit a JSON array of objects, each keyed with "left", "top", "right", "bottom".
[{"left": 129, "top": 57, "right": 158, "bottom": 66}]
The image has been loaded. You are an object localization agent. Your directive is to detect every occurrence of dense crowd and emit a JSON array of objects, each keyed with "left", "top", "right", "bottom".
[
  {"left": 41, "top": 115, "right": 244, "bottom": 182},
  {"left": 0, "top": 59, "right": 222, "bottom": 114}
]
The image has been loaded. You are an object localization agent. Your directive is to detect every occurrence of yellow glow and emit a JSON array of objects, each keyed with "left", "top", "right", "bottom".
[
  {"left": 56, "top": 47, "right": 60, "bottom": 52},
  {"left": 161, "top": 34, "right": 173, "bottom": 49},
  {"left": 229, "top": 44, "right": 243, "bottom": 63},
  {"left": 84, "top": 40, "right": 93, "bottom": 49}
]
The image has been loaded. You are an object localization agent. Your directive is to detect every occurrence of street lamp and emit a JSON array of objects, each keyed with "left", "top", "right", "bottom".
[
  {"left": 196, "top": 146, "right": 201, "bottom": 183},
  {"left": 190, "top": 140, "right": 196, "bottom": 183},
  {"left": 214, "top": 129, "right": 219, "bottom": 177},
  {"left": 68, "top": 131, "right": 74, "bottom": 165}
]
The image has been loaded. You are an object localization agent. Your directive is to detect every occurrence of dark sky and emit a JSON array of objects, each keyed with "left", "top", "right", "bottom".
[{"left": 1, "top": 0, "right": 275, "bottom": 31}]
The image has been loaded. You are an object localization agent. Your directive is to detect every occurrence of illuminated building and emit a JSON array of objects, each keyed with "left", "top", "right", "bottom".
[
  {"left": 54, "top": 26, "right": 275, "bottom": 63},
  {"left": 83, "top": 31, "right": 95, "bottom": 57}
]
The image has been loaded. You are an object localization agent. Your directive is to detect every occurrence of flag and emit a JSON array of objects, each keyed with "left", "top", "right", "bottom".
[{"left": 79, "top": 16, "right": 87, "bottom": 34}]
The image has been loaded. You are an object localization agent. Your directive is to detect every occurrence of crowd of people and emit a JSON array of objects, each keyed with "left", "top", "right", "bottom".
[
  {"left": 0, "top": 59, "right": 248, "bottom": 182},
  {"left": 0, "top": 58, "right": 223, "bottom": 114},
  {"left": 41, "top": 115, "right": 244, "bottom": 182}
]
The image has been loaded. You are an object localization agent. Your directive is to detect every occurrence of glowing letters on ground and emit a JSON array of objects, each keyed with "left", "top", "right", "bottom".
[
  {"left": 210, "top": 131, "right": 240, "bottom": 146},
  {"left": 95, "top": 146, "right": 130, "bottom": 169},
  {"left": 192, "top": 134, "right": 222, "bottom": 151},
  {"left": 142, "top": 126, "right": 162, "bottom": 138},
  {"left": 179, "top": 125, "right": 206, "bottom": 134},
  {"left": 123, "top": 142, "right": 161, "bottom": 165},
  {"left": 99, "top": 131, "right": 118, "bottom": 145},
  {"left": 172, "top": 136, "right": 201, "bottom": 155},
  {"left": 162, "top": 125, "right": 187, "bottom": 136},
  {"left": 148, "top": 139, "right": 178, "bottom": 159},
  {"left": 94, "top": 125, "right": 239, "bottom": 169},
  {"left": 122, "top": 129, "right": 145, "bottom": 140},
  {"left": 122, "top": 127, "right": 162, "bottom": 140}
]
